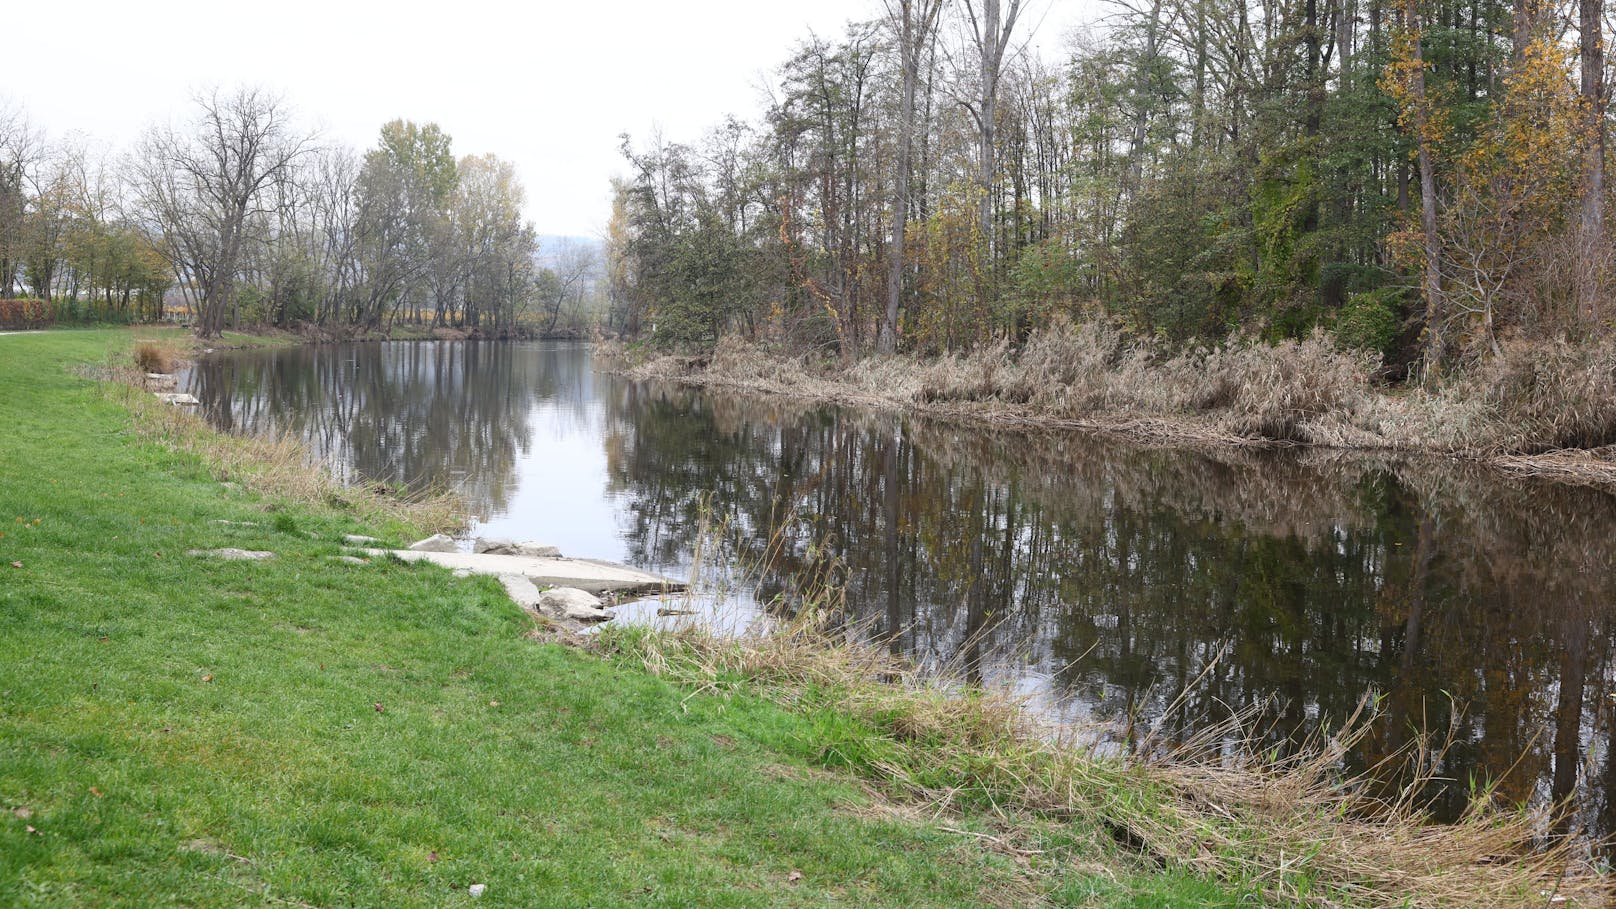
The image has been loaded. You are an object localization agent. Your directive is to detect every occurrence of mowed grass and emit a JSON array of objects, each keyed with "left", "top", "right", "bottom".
[{"left": 0, "top": 331, "right": 1246, "bottom": 908}]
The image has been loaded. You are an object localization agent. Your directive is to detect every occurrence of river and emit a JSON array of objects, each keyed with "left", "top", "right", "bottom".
[{"left": 186, "top": 339, "right": 1616, "bottom": 839}]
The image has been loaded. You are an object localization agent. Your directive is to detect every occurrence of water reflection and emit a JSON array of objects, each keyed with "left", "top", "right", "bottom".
[{"left": 190, "top": 342, "right": 1616, "bottom": 838}]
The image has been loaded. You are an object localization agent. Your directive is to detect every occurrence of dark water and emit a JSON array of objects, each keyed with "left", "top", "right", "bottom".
[{"left": 188, "top": 341, "right": 1616, "bottom": 837}]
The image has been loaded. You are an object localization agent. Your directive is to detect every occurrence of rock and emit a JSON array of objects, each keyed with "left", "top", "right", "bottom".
[
  {"left": 407, "top": 534, "right": 458, "bottom": 553},
  {"left": 329, "top": 556, "right": 369, "bottom": 566},
  {"left": 473, "top": 537, "right": 562, "bottom": 558},
  {"left": 145, "top": 373, "right": 178, "bottom": 390},
  {"left": 188, "top": 548, "right": 275, "bottom": 561},
  {"left": 343, "top": 534, "right": 382, "bottom": 546},
  {"left": 536, "top": 587, "right": 613, "bottom": 623},
  {"left": 452, "top": 569, "right": 473, "bottom": 579},
  {"left": 469, "top": 883, "right": 486, "bottom": 898},
  {"left": 155, "top": 392, "right": 200, "bottom": 406},
  {"left": 497, "top": 574, "right": 542, "bottom": 610}
]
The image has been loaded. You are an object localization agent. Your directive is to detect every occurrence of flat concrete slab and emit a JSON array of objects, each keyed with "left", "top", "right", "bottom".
[{"left": 365, "top": 549, "right": 682, "bottom": 596}]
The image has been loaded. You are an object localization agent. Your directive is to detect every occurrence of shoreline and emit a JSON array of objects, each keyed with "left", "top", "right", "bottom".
[
  {"left": 8, "top": 329, "right": 1187, "bottom": 907},
  {"left": 12, "top": 327, "right": 1606, "bottom": 906},
  {"left": 604, "top": 340, "right": 1616, "bottom": 492}
]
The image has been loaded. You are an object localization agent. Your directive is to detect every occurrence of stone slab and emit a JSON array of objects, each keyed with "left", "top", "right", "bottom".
[{"left": 366, "top": 549, "right": 681, "bottom": 595}]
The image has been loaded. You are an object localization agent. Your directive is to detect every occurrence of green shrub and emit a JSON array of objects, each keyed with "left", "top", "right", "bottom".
[{"left": 1334, "top": 288, "right": 1406, "bottom": 356}]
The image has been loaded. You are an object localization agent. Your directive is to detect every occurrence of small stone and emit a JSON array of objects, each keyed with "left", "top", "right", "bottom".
[
  {"left": 155, "top": 392, "right": 200, "bottom": 406},
  {"left": 469, "top": 883, "right": 486, "bottom": 897},
  {"left": 407, "top": 534, "right": 458, "bottom": 553},
  {"left": 329, "top": 556, "right": 369, "bottom": 566},
  {"left": 536, "top": 587, "right": 612, "bottom": 623},
  {"left": 342, "top": 534, "right": 382, "bottom": 546},
  {"left": 187, "top": 548, "right": 275, "bottom": 561}
]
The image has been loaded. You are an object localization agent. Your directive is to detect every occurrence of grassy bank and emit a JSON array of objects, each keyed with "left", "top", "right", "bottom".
[
  {"left": 607, "top": 325, "right": 1616, "bottom": 486},
  {"left": 4, "top": 329, "right": 1606, "bottom": 907},
  {"left": 1, "top": 329, "right": 1266, "bottom": 907}
]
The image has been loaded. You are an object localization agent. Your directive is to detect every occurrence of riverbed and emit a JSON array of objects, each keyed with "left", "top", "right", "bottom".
[{"left": 186, "top": 339, "right": 1616, "bottom": 839}]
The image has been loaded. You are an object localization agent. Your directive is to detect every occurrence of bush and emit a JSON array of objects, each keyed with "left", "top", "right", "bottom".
[
  {"left": 133, "top": 341, "right": 179, "bottom": 375},
  {"left": 0, "top": 298, "right": 53, "bottom": 330},
  {"left": 1333, "top": 288, "right": 1406, "bottom": 356}
]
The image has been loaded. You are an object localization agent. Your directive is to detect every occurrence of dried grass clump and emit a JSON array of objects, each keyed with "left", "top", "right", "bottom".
[
  {"left": 1192, "top": 333, "right": 1380, "bottom": 443},
  {"left": 133, "top": 339, "right": 183, "bottom": 375},
  {"left": 844, "top": 354, "right": 929, "bottom": 401},
  {"left": 897, "top": 324, "right": 1379, "bottom": 445},
  {"left": 1413, "top": 339, "right": 1616, "bottom": 454},
  {"left": 604, "top": 323, "right": 1616, "bottom": 482},
  {"left": 1001, "top": 320, "right": 1154, "bottom": 414},
  {"left": 708, "top": 335, "right": 815, "bottom": 385},
  {"left": 598, "top": 612, "right": 1610, "bottom": 909},
  {"left": 914, "top": 342, "right": 1011, "bottom": 404}
]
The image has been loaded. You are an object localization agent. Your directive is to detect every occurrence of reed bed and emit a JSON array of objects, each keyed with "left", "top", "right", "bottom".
[{"left": 601, "top": 323, "right": 1616, "bottom": 482}]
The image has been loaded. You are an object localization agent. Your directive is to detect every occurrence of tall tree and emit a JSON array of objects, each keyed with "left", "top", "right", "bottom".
[
  {"left": 1577, "top": 0, "right": 1606, "bottom": 324},
  {"left": 962, "top": 0, "right": 1028, "bottom": 283},
  {"left": 881, "top": 0, "right": 947, "bottom": 354},
  {"left": 130, "top": 88, "right": 310, "bottom": 338}
]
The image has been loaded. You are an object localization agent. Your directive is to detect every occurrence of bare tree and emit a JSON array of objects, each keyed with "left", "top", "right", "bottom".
[
  {"left": 129, "top": 88, "right": 310, "bottom": 338},
  {"left": 541, "top": 239, "right": 599, "bottom": 334},
  {"left": 961, "top": 0, "right": 1028, "bottom": 281},
  {"left": 1577, "top": 0, "right": 1607, "bottom": 324},
  {"left": 0, "top": 102, "right": 43, "bottom": 297},
  {"left": 881, "top": 0, "right": 947, "bottom": 354}
]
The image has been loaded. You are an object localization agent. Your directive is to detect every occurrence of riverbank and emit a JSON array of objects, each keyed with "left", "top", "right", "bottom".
[
  {"left": 0, "top": 329, "right": 1263, "bottom": 907},
  {"left": 4, "top": 329, "right": 1607, "bottom": 907},
  {"left": 604, "top": 327, "right": 1616, "bottom": 488}
]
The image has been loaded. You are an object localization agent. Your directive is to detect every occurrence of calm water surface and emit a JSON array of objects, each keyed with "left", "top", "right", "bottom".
[{"left": 189, "top": 341, "right": 1616, "bottom": 837}]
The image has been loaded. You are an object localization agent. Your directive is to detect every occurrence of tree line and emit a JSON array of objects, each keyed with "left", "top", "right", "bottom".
[
  {"left": 608, "top": 0, "right": 1610, "bottom": 376},
  {"left": 0, "top": 88, "right": 599, "bottom": 339}
]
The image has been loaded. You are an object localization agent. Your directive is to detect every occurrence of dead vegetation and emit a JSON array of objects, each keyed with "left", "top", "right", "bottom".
[
  {"left": 132, "top": 338, "right": 185, "bottom": 374},
  {"left": 601, "top": 322, "right": 1616, "bottom": 481}
]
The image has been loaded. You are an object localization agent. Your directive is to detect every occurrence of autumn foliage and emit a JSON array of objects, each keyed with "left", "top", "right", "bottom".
[{"left": 0, "top": 299, "right": 53, "bottom": 330}]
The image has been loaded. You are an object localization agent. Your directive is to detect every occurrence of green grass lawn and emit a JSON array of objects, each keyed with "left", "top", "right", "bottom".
[{"left": 0, "top": 330, "right": 1251, "bottom": 908}]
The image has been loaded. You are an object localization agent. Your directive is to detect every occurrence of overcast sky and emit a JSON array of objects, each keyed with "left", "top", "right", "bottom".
[{"left": 9, "top": 0, "right": 1097, "bottom": 239}]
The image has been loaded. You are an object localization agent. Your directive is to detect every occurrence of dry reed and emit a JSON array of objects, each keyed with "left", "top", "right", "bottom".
[
  {"left": 601, "top": 323, "right": 1616, "bottom": 484},
  {"left": 133, "top": 338, "right": 184, "bottom": 375}
]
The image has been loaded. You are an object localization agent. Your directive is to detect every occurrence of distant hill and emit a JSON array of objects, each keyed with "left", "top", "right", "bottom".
[{"left": 535, "top": 235, "right": 605, "bottom": 271}]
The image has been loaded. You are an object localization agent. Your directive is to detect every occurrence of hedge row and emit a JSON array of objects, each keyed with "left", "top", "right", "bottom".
[{"left": 0, "top": 299, "right": 53, "bottom": 330}]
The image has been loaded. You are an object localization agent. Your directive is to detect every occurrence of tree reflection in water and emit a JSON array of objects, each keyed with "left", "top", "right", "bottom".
[{"left": 191, "top": 342, "right": 1616, "bottom": 842}]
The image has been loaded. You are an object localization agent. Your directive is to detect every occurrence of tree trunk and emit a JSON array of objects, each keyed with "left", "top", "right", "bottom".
[
  {"left": 881, "top": 0, "right": 944, "bottom": 355},
  {"left": 1579, "top": 0, "right": 1607, "bottom": 324},
  {"left": 1407, "top": 1, "right": 1444, "bottom": 375}
]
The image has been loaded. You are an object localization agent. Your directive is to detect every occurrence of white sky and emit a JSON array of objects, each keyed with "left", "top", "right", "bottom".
[{"left": 8, "top": 0, "right": 1097, "bottom": 239}]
